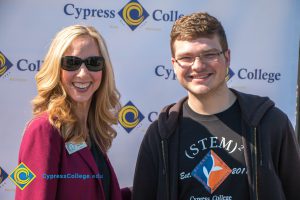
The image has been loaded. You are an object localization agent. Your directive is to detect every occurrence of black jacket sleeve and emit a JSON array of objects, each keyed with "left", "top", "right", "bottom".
[
  {"left": 278, "top": 116, "right": 300, "bottom": 200},
  {"left": 132, "top": 121, "right": 161, "bottom": 200}
]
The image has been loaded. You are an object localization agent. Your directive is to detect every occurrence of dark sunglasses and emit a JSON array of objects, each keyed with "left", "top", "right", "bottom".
[{"left": 61, "top": 56, "right": 105, "bottom": 72}]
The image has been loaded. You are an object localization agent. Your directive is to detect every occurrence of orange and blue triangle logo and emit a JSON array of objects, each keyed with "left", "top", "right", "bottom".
[{"left": 192, "top": 150, "right": 232, "bottom": 194}]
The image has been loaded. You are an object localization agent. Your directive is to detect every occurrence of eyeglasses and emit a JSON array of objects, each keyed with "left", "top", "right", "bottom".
[
  {"left": 61, "top": 56, "right": 105, "bottom": 72},
  {"left": 174, "top": 50, "right": 227, "bottom": 68}
]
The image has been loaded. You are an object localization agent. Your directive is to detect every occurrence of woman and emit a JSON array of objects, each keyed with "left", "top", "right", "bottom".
[{"left": 16, "top": 25, "right": 131, "bottom": 200}]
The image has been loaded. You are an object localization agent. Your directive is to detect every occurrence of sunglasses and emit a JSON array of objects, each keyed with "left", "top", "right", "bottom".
[{"left": 61, "top": 56, "right": 105, "bottom": 72}]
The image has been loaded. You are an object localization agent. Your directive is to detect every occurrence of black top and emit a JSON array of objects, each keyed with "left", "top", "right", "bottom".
[
  {"left": 133, "top": 90, "right": 300, "bottom": 200},
  {"left": 91, "top": 139, "right": 111, "bottom": 200},
  {"left": 178, "top": 100, "right": 249, "bottom": 199}
]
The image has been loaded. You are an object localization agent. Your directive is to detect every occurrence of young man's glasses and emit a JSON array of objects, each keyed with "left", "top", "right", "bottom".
[
  {"left": 175, "top": 49, "right": 227, "bottom": 68},
  {"left": 61, "top": 56, "right": 105, "bottom": 72}
]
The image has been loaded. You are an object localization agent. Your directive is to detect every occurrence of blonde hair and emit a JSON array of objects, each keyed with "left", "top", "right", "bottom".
[{"left": 32, "top": 25, "right": 121, "bottom": 152}]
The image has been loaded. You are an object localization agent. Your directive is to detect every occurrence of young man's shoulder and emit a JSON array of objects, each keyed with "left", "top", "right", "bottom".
[
  {"left": 231, "top": 88, "right": 272, "bottom": 102},
  {"left": 232, "top": 88, "right": 290, "bottom": 127}
]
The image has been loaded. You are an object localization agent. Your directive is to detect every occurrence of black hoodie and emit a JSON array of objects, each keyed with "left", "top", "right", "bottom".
[{"left": 133, "top": 89, "right": 300, "bottom": 200}]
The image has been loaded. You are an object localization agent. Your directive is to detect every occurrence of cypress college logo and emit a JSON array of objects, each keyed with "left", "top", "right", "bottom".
[
  {"left": 118, "top": 0, "right": 149, "bottom": 31},
  {"left": 0, "top": 51, "right": 13, "bottom": 78},
  {"left": 9, "top": 162, "right": 36, "bottom": 190},
  {"left": 0, "top": 166, "right": 8, "bottom": 185},
  {"left": 118, "top": 101, "right": 145, "bottom": 133},
  {"left": 226, "top": 67, "right": 235, "bottom": 82}
]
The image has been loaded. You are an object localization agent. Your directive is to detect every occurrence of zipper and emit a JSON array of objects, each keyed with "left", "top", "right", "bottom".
[
  {"left": 161, "top": 140, "right": 170, "bottom": 200},
  {"left": 253, "top": 127, "right": 258, "bottom": 200},
  {"left": 161, "top": 140, "right": 167, "bottom": 174}
]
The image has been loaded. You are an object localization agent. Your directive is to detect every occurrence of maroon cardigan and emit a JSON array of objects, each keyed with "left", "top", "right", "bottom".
[{"left": 16, "top": 113, "right": 131, "bottom": 200}]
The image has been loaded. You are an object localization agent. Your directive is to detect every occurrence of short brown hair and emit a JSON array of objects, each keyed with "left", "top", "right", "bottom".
[{"left": 170, "top": 12, "right": 228, "bottom": 56}]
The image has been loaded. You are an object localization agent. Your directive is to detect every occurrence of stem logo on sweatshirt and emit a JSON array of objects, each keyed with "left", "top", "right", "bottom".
[{"left": 191, "top": 150, "right": 232, "bottom": 194}]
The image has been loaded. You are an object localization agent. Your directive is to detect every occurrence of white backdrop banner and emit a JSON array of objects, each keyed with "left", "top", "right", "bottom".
[{"left": 1, "top": 0, "right": 299, "bottom": 199}]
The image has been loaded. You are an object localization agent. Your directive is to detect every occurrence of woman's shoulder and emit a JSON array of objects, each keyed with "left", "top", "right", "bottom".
[
  {"left": 26, "top": 112, "right": 58, "bottom": 130},
  {"left": 23, "top": 112, "right": 61, "bottom": 141},
  {"left": 26, "top": 112, "right": 50, "bottom": 126},
  {"left": 19, "top": 113, "right": 64, "bottom": 178}
]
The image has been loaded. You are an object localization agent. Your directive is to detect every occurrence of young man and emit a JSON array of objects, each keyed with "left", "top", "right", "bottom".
[{"left": 132, "top": 12, "right": 300, "bottom": 200}]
